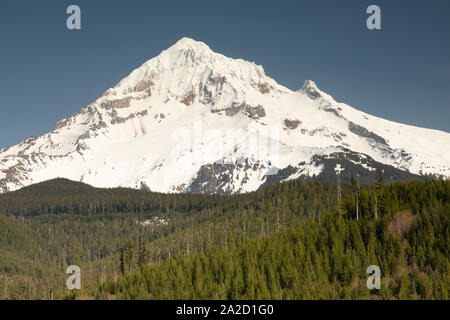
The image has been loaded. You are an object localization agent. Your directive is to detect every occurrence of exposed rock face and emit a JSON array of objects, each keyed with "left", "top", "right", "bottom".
[
  {"left": 301, "top": 80, "right": 321, "bottom": 99},
  {"left": 320, "top": 102, "right": 342, "bottom": 118},
  {"left": 210, "top": 102, "right": 266, "bottom": 119},
  {"left": 258, "top": 83, "right": 271, "bottom": 94},
  {"left": 111, "top": 113, "right": 135, "bottom": 125},
  {"left": 224, "top": 102, "right": 245, "bottom": 117},
  {"left": 186, "top": 163, "right": 237, "bottom": 194},
  {"left": 181, "top": 90, "right": 195, "bottom": 106},
  {"left": 348, "top": 121, "right": 388, "bottom": 145},
  {"left": 284, "top": 119, "right": 301, "bottom": 129},
  {"left": 244, "top": 105, "right": 266, "bottom": 119},
  {"left": 210, "top": 76, "right": 225, "bottom": 85},
  {"left": 185, "top": 159, "right": 271, "bottom": 194},
  {"left": 100, "top": 97, "right": 132, "bottom": 110},
  {"left": 259, "top": 165, "right": 298, "bottom": 189},
  {"left": 54, "top": 119, "right": 70, "bottom": 130},
  {"left": 138, "top": 110, "right": 149, "bottom": 117},
  {"left": 134, "top": 79, "right": 154, "bottom": 92}
]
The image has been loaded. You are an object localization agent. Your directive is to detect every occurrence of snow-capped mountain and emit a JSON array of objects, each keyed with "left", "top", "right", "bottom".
[{"left": 1, "top": 37, "right": 449, "bottom": 194}]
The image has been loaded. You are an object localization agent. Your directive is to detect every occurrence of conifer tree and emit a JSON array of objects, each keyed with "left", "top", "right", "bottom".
[
  {"left": 375, "top": 166, "right": 386, "bottom": 220},
  {"left": 119, "top": 249, "right": 125, "bottom": 275}
]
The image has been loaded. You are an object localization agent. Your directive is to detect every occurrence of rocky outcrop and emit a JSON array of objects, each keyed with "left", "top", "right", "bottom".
[
  {"left": 301, "top": 80, "right": 321, "bottom": 99},
  {"left": 186, "top": 163, "right": 237, "bottom": 194},
  {"left": 258, "top": 83, "right": 271, "bottom": 94},
  {"left": 100, "top": 97, "right": 132, "bottom": 110},
  {"left": 181, "top": 90, "right": 195, "bottom": 106},
  {"left": 284, "top": 119, "right": 301, "bottom": 129},
  {"left": 348, "top": 121, "right": 388, "bottom": 145},
  {"left": 244, "top": 105, "right": 266, "bottom": 119}
]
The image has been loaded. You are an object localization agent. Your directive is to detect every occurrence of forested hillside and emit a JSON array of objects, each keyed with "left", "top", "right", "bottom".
[
  {"left": 0, "top": 177, "right": 448, "bottom": 300},
  {"left": 85, "top": 179, "right": 449, "bottom": 300},
  {"left": 0, "top": 178, "right": 342, "bottom": 299}
]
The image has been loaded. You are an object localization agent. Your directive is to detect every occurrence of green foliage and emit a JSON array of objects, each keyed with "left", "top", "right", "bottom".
[
  {"left": 93, "top": 180, "right": 449, "bottom": 300},
  {"left": 0, "top": 178, "right": 448, "bottom": 300},
  {"left": 0, "top": 178, "right": 342, "bottom": 299}
]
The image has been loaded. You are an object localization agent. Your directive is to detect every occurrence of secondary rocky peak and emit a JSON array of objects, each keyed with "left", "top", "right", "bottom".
[
  {"left": 300, "top": 80, "right": 321, "bottom": 100},
  {"left": 302, "top": 80, "right": 318, "bottom": 90},
  {"left": 300, "top": 80, "right": 321, "bottom": 99}
]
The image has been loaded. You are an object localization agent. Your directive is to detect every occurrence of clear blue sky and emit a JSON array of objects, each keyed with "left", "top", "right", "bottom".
[{"left": 1, "top": 0, "right": 449, "bottom": 149}]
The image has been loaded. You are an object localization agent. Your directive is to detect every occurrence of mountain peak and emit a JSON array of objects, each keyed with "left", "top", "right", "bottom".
[
  {"left": 169, "top": 37, "right": 211, "bottom": 52},
  {"left": 162, "top": 37, "right": 215, "bottom": 64},
  {"left": 108, "top": 37, "right": 280, "bottom": 111}
]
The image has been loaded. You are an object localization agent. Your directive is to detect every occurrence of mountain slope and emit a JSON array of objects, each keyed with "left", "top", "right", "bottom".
[{"left": 0, "top": 37, "right": 449, "bottom": 194}]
